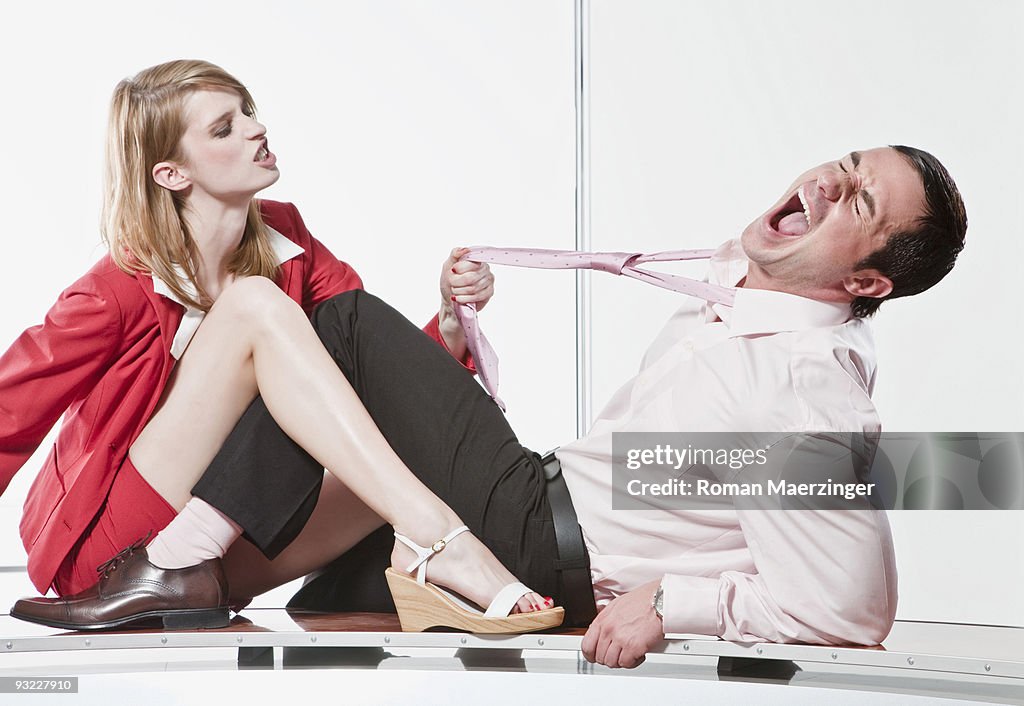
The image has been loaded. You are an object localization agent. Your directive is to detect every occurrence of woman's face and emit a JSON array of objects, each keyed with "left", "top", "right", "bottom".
[{"left": 171, "top": 88, "right": 280, "bottom": 204}]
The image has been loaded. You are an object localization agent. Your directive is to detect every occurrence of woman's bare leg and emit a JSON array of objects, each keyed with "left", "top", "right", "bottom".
[
  {"left": 221, "top": 473, "right": 384, "bottom": 601},
  {"left": 130, "top": 277, "right": 541, "bottom": 612}
]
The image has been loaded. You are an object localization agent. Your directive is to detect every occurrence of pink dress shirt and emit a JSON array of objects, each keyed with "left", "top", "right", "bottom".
[{"left": 556, "top": 240, "right": 898, "bottom": 645}]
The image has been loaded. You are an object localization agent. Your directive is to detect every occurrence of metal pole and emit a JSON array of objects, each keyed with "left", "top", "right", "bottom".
[{"left": 574, "top": 0, "right": 592, "bottom": 438}]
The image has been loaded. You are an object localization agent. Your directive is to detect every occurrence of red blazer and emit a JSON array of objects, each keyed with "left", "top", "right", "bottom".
[{"left": 0, "top": 200, "right": 455, "bottom": 593}]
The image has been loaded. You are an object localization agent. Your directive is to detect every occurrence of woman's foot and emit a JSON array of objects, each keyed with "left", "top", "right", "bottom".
[{"left": 390, "top": 523, "right": 552, "bottom": 615}]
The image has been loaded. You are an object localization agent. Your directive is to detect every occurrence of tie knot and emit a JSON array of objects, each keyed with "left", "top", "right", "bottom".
[{"left": 589, "top": 252, "right": 640, "bottom": 275}]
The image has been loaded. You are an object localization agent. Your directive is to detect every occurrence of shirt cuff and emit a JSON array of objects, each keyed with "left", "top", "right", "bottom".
[
  {"left": 422, "top": 314, "right": 477, "bottom": 374},
  {"left": 661, "top": 574, "right": 721, "bottom": 636}
]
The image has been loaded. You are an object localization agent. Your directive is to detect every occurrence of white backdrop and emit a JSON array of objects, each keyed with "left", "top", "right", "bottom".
[
  {"left": 587, "top": 0, "right": 1024, "bottom": 626},
  {"left": 0, "top": 0, "right": 1020, "bottom": 631},
  {"left": 0, "top": 1, "right": 577, "bottom": 570}
]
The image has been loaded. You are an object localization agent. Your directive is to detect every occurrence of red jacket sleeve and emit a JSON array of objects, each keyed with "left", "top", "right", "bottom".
[
  {"left": 0, "top": 275, "right": 122, "bottom": 494},
  {"left": 301, "top": 232, "right": 365, "bottom": 314},
  {"left": 422, "top": 313, "right": 476, "bottom": 372}
]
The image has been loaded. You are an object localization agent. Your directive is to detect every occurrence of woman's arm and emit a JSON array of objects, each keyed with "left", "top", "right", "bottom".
[
  {"left": 300, "top": 230, "right": 365, "bottom": 311},
  {"left": 0, "top": 274, "right": 123, "bottom": 493}
]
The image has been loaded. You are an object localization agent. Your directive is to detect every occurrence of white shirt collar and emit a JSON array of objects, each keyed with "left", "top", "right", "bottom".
[
  {"left": 708, "top": 239, "right": 852, "bottom": 337},
  {"left": 151, "top": 226, "right": 304, "bottom": 307}
]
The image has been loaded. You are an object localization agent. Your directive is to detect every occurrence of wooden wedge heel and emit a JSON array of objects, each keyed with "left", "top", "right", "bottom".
[{"left": 386, "top": 526, "right": 565, "bottom": 634}]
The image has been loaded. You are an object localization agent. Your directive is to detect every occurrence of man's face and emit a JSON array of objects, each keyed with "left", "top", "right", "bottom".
[{"left": 740, "top": 147, "right": 926, "bottom": 302}]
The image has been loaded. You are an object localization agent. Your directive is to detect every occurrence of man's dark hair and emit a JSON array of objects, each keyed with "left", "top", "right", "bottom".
[{"left": 851, "top": 145, "right": 967, "bottom": 318}]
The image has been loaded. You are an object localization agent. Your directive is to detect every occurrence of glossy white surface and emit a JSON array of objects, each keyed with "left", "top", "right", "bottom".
[
  {"left": 3, "top": 669, "right": 1001, "bottom": 706},
  {"left": 0, "top": 609, "right": 1020, "bottom": 704}
]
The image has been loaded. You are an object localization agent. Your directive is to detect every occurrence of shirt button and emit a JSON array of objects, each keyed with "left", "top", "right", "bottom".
[{"left": 683, "top": 340, "right": 695, "bottom": 353}]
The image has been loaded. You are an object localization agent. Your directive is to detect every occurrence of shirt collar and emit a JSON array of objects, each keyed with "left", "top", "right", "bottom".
[
  {"left": 151, "top": 226, "right": 304, "bottom": 308},
  {"left": 708, "top": 239, "right": 852, "bottom": 337}
]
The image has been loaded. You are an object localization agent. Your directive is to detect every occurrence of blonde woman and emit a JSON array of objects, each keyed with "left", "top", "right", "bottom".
[{"left": 1, "top": 60, "right": 561, "bottom": 633}]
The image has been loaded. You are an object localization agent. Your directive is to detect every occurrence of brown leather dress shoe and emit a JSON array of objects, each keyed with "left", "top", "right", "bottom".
[{"left": 10, "top": 539, "right": 230, "bottom": 631}]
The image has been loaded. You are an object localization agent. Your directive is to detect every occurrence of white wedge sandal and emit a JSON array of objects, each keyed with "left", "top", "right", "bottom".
[{"left": 384, "top": 525, "right": 564, "bottom": 633}]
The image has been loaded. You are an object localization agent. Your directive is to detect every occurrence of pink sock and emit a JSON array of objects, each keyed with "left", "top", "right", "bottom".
[{"left": 146, "top": 497, "right": 243, "bottom": 569}]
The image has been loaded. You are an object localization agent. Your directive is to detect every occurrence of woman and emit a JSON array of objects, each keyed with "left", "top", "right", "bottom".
[{"left": 1, "top": 59, "right": 560, "bottom": 633}]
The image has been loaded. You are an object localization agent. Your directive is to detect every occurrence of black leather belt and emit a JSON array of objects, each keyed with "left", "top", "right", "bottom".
[{"left": 540, "top": 451, "right": 597, "bottom": 627}]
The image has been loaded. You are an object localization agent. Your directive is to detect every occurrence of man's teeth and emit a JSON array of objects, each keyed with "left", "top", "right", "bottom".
[{"left": 797, "top": 189, "right": 811, "bottom": 227}]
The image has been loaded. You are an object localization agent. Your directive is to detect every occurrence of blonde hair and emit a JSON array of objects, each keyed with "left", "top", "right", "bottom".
[{"left": 101, "top": 59, "right": 279, "bottom": 310}]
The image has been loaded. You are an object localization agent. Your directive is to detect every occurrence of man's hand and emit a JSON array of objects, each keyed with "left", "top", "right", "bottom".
[
  {"left": 581, "top": 579, "right": 665, "bottom": 669},
  {"left": 438, "top": 247, "right": 495, "bottom": 357}
]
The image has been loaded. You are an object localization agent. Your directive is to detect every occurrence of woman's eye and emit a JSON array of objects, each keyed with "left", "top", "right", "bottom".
[{"left": 216, "top": 123, "right": 232, "bottom": 138}]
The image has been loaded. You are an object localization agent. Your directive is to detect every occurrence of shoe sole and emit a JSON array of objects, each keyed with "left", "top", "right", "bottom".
[
  {"left": 385, "top": 568, "right": 565, "bottom": 634},
  {"left": 9, "top": 607, "right": 231, "bottom": 632}
]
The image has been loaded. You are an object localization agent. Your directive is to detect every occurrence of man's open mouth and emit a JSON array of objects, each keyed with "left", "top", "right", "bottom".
[{"left": 768, "top": 187, "right": 812, "bottom": 236}]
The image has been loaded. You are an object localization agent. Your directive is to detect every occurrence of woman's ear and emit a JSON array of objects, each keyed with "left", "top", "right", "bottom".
[
  {"left": 843, "top": 268, "right": 893, "bottom": 299},
  {"left": 152, "top": 162, "right": 191, "bottom": 192}
]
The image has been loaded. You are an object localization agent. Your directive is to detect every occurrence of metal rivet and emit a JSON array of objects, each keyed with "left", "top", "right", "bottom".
[
  {"left": 460, "top": 637, "right": 467, "bottom": 644},
  {"left": 756, "top": 647, "right": 763, "bottom": 655},
  {"left": 84, "top": 639, "right": 91, "bottom": 647},
  {"left": 907, "top": 657, "right": 915, "bottom": 666},
  {"left": 160, "top": 637, "right": 168, "bottom": 644},
  {"left": 310, "top": 636, "right": 317, "bottom": 643},
  {"left": 984, "top": 664, "right": 991, "bottom": 672},
  {"left": 831, "top": 652, "right": 837, "bottom": 660},
  {"left": 5, "top": 642, "right": 11, "bottom": 650},
  {"left": 236, "top": 636, "right": 243, "bottom": 643},
  {"left": 384, "top": 636, "right": 390, "bottom": 644},
  {"left": 683, "top": 643, "right": 690, "bottom": 651},
  {"left": 538, "top": 638, "right": 545, "bottom": 646}
]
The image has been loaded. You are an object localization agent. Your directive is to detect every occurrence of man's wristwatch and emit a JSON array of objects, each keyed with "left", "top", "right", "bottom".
[{"left": 652, "top": 583, "right": 665, "bottom": 620}]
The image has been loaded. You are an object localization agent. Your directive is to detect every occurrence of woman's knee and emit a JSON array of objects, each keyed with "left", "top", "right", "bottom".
[
  {"left": 213, "top": 276, "right": 295, "bottom": 325},
  {"left": 312, "top": 289, "right": 401, "bottom": 334},
  {"left": 312, "top": 289, "right": 361, "bottom": 324}
]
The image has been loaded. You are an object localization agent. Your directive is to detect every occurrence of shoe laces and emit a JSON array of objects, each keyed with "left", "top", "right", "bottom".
[{"left": 95, "top": 531, "right": 152, "bottom": 579}]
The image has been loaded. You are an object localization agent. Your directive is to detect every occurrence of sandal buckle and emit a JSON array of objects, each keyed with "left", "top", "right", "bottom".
[{"left": 431, "top": 539, "right": 447, "bottom": 554}]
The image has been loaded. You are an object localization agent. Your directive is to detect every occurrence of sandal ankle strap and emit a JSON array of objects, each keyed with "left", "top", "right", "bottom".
[{"left": 394, "top": 525, "right": 470, "bottom": 584}]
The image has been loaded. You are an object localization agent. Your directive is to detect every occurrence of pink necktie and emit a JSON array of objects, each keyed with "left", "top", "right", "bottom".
[{"left": 455, "top": 247, "right": 735, "bottom": 410}]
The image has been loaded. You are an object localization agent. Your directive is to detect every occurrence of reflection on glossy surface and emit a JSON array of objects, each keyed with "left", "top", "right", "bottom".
[{"left": 0, "top": 610, "right": 1020, "bottom": 704}]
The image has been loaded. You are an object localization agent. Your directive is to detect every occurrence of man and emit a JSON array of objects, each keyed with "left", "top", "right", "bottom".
[
  {"left": 13, "top": 145, "right": 966, "bottom": 669},
  {"left": 560, "top": 145, "right": 965, "bottom": 666}
]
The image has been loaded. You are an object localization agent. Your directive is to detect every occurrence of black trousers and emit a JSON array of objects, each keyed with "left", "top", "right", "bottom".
[{"left": 192, "top": 290, "right": 595, "bottom": 626}]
